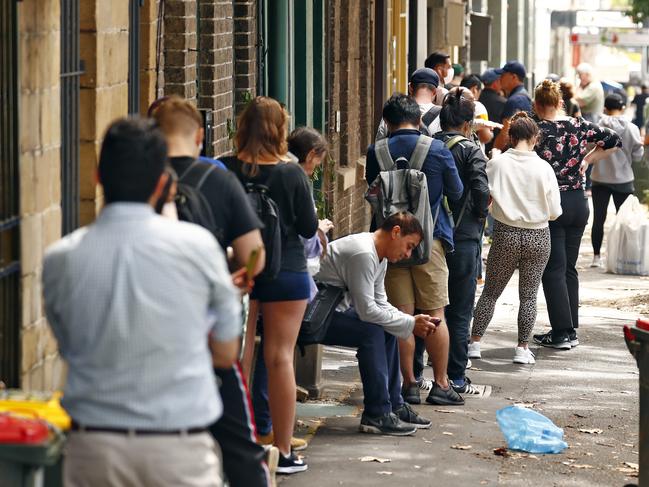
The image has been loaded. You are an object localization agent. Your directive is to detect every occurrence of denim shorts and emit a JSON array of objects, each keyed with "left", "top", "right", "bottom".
[{"left": 251, "top": 271, "right": 311, "bottom": 302}]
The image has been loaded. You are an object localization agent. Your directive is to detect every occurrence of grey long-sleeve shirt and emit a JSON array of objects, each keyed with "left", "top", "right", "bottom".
[{"left": 315, "top": 233, "right": 415, "bottom": 339}]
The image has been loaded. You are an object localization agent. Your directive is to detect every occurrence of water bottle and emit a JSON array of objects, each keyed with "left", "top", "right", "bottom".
[{"left": 496, "top": 406, "right": 568, "bottom": 454}]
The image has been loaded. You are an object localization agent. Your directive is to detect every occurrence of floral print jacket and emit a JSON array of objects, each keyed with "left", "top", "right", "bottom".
[{"left": 532, "top": 115, "right": 622, "bottom": 191}]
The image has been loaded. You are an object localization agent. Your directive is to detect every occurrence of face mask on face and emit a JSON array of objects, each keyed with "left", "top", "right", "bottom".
[
  {"left": 197, "top": 142, "right": 203, "bottom": 154},
  {"left": 444, "top": 67, "right": 455, "bottom": 85}
]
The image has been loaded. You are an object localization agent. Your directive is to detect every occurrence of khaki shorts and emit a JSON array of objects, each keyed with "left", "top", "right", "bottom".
[{"left": 384, "top": 239, "right": 449, "bottom": 311}]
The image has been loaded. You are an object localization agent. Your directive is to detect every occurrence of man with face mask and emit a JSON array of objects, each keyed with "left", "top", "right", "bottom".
[
  {"left": 425, "top": 51, "right": 454, "bottom": 105},
  {"left": 152, "top": 97, "right": 271, "bottom": 487}
]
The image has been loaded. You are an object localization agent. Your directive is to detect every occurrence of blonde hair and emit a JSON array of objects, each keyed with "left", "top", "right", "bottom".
[
  {"left": 235, "top": 96, "right": 289, "bottom": 171},
  {"left": 151, "top": 95, "right": 203, "bottom": 137},
  {"left": 534, "top": 79, "right": 562, "bottom": 109}
]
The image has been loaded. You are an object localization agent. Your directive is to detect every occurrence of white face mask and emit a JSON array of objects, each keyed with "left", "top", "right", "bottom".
[
  {"left": 197, "top": 142, "right": 203, "bottom": 154},
  {"left": 444, "top": 67, "right": 455, "bottom": 85}
]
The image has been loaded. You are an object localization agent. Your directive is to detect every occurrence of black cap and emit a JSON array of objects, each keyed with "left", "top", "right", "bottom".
[
  {"left": 409, "top": 68, "right": 440, "bottom": 88},
  {"left": 495, "top": 60, "right": 527, "bottom": 80},
  {"left": 605, "top": 93, "right": 625, "bottom": 111}
]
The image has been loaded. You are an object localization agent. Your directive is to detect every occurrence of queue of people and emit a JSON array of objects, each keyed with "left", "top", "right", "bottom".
[{"left": 42, "top": 56, "right": 633, "bottom": 486}]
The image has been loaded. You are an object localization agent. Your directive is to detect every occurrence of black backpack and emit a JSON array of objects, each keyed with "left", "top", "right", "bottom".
[
  {"left": 420, "top": 106, "right": 441, "bottom": 136},
  {"left": 245, "top": 182, "right": 282, "bottom": 281},
  {"left": 175, "top": 161, "right": 223, "bottom": 243}
]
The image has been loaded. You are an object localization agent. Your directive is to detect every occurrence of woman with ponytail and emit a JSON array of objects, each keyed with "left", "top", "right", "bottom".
[
  {"left": 529, "top": 80, "right": 621, "bottom": 349},
  {"left": 469, "top": 112, "right": 561, "bottom": 364},
  {"left": 433, "top": 88, "right": 490, "bottom": 392}
]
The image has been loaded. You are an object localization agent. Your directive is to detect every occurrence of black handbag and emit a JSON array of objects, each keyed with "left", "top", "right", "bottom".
[{"left": 297, "top": 282, "right": 345, "bottom": 346}]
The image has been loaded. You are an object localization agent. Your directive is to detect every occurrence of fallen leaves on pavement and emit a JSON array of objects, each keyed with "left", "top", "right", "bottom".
[
  {"left": 451, "top": 444, "right": 472, "bottom": 450},
  {"left": 578, "top": 428, "right": 603, "bottom": 434},
  {"left": 359, "top": 456, "right": 391, "bottom": 463}
]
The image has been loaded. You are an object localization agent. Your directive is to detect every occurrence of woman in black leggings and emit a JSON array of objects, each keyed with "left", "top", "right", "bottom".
[
  {"left": 590, "top": 93, "right": 643, "bottom": 268},
  {"left": 530, "top": 80, "right": 621, "bottom": 349}
]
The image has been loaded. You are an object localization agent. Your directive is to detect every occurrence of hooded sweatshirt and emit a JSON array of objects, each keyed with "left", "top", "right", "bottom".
[
  {"left": 593, "top": 115, "right": 643, "bottom": 185},
  {"left": 487, "top": 148, "right": 562, "bottom": 229}
]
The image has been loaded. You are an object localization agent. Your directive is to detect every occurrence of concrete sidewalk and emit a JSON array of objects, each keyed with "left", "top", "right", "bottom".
[{"left": 283, "top": 205, "right": 648, "bottom": 486}]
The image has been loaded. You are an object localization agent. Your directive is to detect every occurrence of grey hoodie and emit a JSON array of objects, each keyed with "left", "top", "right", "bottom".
[{"left": 593, "top": 115, "right": 643, "bottom": 184}]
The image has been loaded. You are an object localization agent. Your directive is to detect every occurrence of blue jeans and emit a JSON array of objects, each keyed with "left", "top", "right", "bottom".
[
  {"left": 445, "top": 240, "right": 480, "bottom": 381},
  {"left": 322, "top": 309, "right": 404, "bottom": 417}
]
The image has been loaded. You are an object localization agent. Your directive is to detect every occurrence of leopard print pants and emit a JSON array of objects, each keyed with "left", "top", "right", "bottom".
[{"left": 472, "top": 221, "right": 551, "bottom": 343}]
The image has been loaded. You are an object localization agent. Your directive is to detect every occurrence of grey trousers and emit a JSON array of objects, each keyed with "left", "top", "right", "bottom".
[{"left": 64, "top": 431, "right": 222, "bottom": 487}]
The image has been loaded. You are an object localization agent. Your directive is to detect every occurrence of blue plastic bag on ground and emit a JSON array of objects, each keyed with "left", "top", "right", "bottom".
[{"left": 496, "top": 405, "right": 568, "bottom": 454}]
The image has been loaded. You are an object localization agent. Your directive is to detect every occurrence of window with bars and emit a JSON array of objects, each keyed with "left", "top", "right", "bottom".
[
  {"left": 0, "top": 0, "right": 21, "bottom": 387},
  {"left": 61, "top": 0, "right": 81, "bottom": 235}
]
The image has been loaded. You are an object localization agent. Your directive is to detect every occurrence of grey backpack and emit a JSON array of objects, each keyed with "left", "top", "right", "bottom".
[{"left": 365, "top": 135, "right": 437, "bottom": 266}]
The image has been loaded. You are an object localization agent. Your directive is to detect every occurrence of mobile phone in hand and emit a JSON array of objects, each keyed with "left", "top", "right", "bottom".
[{"left": 246, "top": 248, "right": 261, "bottom": 281}]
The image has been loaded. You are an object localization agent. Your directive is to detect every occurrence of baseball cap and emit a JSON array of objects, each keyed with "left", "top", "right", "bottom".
[
  {"left": 481, "top": 69, "right": 500, "bottom": 85},
  {"left": 604, "top": 93, "right": 625, "bottom": 111},
  {"left": 410, "top": 68, "right": 440, "bottom": 88},
  {"left": 494, "top": 60, "right": 527, "bottom": 80}
]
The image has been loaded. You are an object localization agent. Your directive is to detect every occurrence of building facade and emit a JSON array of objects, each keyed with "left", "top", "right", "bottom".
[{"left": 1, "top": 0, "right": 537, "bottom": 392}]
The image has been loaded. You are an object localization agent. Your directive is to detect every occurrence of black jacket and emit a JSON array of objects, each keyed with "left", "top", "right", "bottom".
[{"left": 433, "top": 132, "right": 490, "bottom": 242}]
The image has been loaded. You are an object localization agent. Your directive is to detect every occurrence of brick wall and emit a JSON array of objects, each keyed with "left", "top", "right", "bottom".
[
  {"left": 17, "top": 0, "right": 65, "bottom": 391},
  {"left": 233, "top": 0, "right": 256, "bottom": 116},
  {"left": 140, "top": 0, "right": 164, "bottom": 114},
  {"left": 327, "top": 0, "right": 374, "bottom": 238},
  {"left": 79, "top": 0, "right": 130, "bottom": 225},
  {"left": 197, "top": 0, "right": 234, "bottom": 157}
]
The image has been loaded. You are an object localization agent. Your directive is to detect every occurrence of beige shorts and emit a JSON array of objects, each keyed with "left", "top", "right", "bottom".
[{"left": 384, "top": 239, "right": 449, "bottom": 311}]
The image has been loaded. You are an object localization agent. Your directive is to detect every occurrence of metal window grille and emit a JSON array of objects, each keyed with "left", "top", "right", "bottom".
[
  {"left": 128, "top": 0, "right": 142, "bottom": 115},
  {"left": 0, "top": 0, "right": 21, "bottom": 387},
  {"left": 61, "top": 0, "right": 81, "bottom": 235}
]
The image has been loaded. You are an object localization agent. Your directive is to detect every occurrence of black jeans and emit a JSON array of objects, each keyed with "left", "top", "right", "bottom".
[
  {"left": 542, "top": 190, "right": 589, "bottom": 335},
  {"left": 591, "top": 184, "right": 632, "bottom": 256},
  {"left": 446, "top": 239, "right": 480, "bottom": 381}
]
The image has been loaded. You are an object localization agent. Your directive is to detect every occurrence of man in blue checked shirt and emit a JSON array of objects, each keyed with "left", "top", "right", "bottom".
[{"left": 43, "top": 118, "right": 239, "bottom": 487}]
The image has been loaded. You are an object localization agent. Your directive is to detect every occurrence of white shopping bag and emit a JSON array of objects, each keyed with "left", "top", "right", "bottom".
[{"left": 606, "top": 196, "right": 649, "bottom": 276}]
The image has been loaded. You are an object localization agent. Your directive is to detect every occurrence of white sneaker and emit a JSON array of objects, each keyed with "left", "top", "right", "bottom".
[
  {"left": 590, "top": 255, "right": 602, "bottom": 268},
  {"left": 513, "top": 347, "right": 535, "bottom": 364},
  {"left": 467, "top": 342, "right": 481, "bottom": 359},
  {"left": 466, "top": 358, "right": 472, "bottom": 369}
]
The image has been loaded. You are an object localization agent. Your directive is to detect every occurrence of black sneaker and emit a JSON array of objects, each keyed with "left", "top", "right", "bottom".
[
  {"left": 359, "top": 412, "right": 417, "bottom": 436},
  {"left": 393, "top": 403, "right": 431, "bottom": 429},
  {"left": 425, "top": 382, "right": 465, "bottom": 406},
  {"left": 450, "top": 377, "right": 481, "bottom": 395},
  {"left": 533, "top": 331, "right": 571, "bottom": 350},
  {"left": 276, "top": 451, "right": 308, "bottom": 474},
  {"left": 569, "top": 330, "right": 579, "bottom": 347},
  {"left": 401, "top": 383, "right": 421, "bottom": 405}
]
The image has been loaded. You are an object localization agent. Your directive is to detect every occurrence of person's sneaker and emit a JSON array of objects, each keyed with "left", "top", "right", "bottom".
[
  {"left": 533, "top": 331, "right": 571, "bottom": 350},
  {"left": 590, "top": 255, "right": 602, "bottom": 268},
  {"left": 569, "top": 329, "right": 579, "bottom": 347},
  {"left": 401, "top": 383, "right": 421, "bottom": 405},
  {"left": 359, "top": 412, "right": 417, "bottom": 436},
  {"left": 467, "top": 341, "right": 481, "bottom": 359},
  {"left": 450, "top": 377, "right": 481, "bottom": 395},
  {"left": 466, "top": 358, "right": 473, "bottom": 369},
  {"left": 276, "top": 451, "right": 308, "bottom": 474},
  {"left": 393, "top": 403, "right": 432, "bottom": 429},
  {"left": 513, "top": 347, "right": 536, "bottom": 364},
  {"left": 257, "top": 431, "right": 308, "bottom": 452},
  {"left": 416, "top": 378, "right": 433, "bottom": 392},
  {"left": 425, "top": 382, "right": 465, "bottom": 406}
]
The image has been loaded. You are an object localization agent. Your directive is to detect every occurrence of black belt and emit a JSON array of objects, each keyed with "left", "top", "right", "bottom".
[{"left": 70, "top": 421, "right": 208, "bottom": 436}]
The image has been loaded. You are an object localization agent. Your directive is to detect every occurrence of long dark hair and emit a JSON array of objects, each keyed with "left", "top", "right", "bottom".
[{"left": 440, "top": 89, "right": 475, "bottom": 131}]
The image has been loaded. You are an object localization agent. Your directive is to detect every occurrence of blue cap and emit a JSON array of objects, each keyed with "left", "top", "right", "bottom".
[
  {"left": 409, "top": 68, "right": 440, "bottom": 88},
  {"left": 481, "top": 69, "right": 500, "bottom": 85},
  {"left": 494, "top": 60, "right": 527, "bottom": 80}
]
